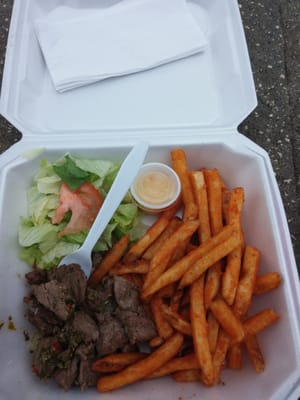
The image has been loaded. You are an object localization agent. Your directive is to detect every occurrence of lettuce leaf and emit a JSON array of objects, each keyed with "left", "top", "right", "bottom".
[{"left": 18, "top": 153, "right": 142, "bottom": 270}]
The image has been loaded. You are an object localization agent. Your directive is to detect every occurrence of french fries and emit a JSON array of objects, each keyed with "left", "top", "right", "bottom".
[
  {"left": 123, "top": 199, "right": 181, "bottom": 263},
  {"left": 190, "top": 170, "right": 211, "bottom": 243},
  {"left": 171, "top": 149, "right": 198, "bottom": 221},
  {"left": 244, "top": 334, "right": 265, "bottom": 372},
  {"left": 143, "top": 219, "right": 199, "bottom": 290},
  {"left": 190, "top": 276, "right": 214, "bottom": 386},
  {"left": 88, "top": 233, "right": 130, "bottom": 287},
  {"left": 161, "top": 303, "right": 192, "bottom": 336},
  {"left": 150, "top": 294, "right": 174, "bottom": 339},
  {"left": 142, "top": 224, "right": 236, "bottom": 299},
  {"left": 92, "top": 352, "right": 148, "bottom": 373},
  {"left": 147, "top": 353, "right": 199, "bottom": 379},
  {"left": 210, "top": 297, "right": 245, "bottom": 343},
  {"left": 91, "top": 148, "right": 282, "bottom": 393},
  {"left": 254, "top": 272, "right": 282, "bottom": 295},
  {"left": 243, "top": 308, "right": 280, "bottom": 336},
  {"left": 97, "top": 333, "right": 184, "bottom": 392},
  {"left": 227, "top": 343, "right": 243, "bottom": 370},
  {"left": 172, "top": 369, "right": 201, "bottom": 382},
  {"left": 179, "top": 230, "right": 241, "bottom": 288},
  {"left": 142, "top": 217, "right": 182, "bottom": 261}
]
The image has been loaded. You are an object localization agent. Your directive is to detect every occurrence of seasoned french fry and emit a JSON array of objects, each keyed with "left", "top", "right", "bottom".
[
  {"left": 89, "top": 233, "right": 130, "bottom": 287},
  {"left": 121, "top": 273, "right": 144, "bottom": 289},
  {"left": 157, "top": 283, "right": 176, "bottom": 299},
  {"left": 190, "top": 170, "right": 211, "bottom": 243},
  {"left": 210, "top": 297, "right": 245, "bottom": 343},
  {"left": 171, "top": 149, "right": 198, "bottom": 221},
  {"left": 204, "top": 169, "right": 223, "bottom": 235},
  {"left": 207, "top": 311, "right": 219, "bottom": 354},
  {"left": 227, "top": 343, "right": 242, "bottom": 370},
  {"left": 142, "top": 217, "right": 182, "bottom": 261},
  {"left": 142, "top": 224, "right": 236, "bottom": 299},
  {"left": 180, "top": 305, "right": 190, "bottom": 322},
  {"left": 97, "top": 333, "right": 184, "bottom": 392},
  {"left": 222, "top": 187, "right": 231, "bottom": 223},
  {"left": 123, "top": 200, "right": 181, "bottom": 263},
  {"left": 92, "top": 352, "right": 148, "bottom": 373},
  {"left": 224, "top": 187, "right": 245, "bottom": 226},
  {"left": 222, "top": 187, "right": 244, "bottom": 305},
  {"left": 204, "top": 260, "right": 223, "bottom": 308},
  {"left": 172, "top": 369, "right": 200, "bottom": 382},
  {"left": 244, "top": 334, "right": 265, "bottom": 372},
  {"left": 111, "top": 259, "right": 149, "bottom": 275},
  {"left": 171, "top": 236, "right": 190, "bottom": 263},
  {"left": 222, "top": 246, "right": 243, "bottom": 305},
  {"left": 161, "top": 303, "right": 192, "bottom": 336},
  {"left": 170, "top": 289, "right": 184, "bottom": 313},
  {"left": 253, "top": 272, "right": 282, "bottom": 295},
  {"left": 213, "top": 329, "right": 231, "bottom": 382},
  {"left": 233, "top": 246, "right": 260, "bottom": 317},
  {"left": 243, "top": 308, "right": 280, "bottom": 336},
  {"left": 204, "top": 169, "right": 224, "bottom": 307},
  {"left": 143, "top": 219, "right": 199, "bottom": 290},
  {"left": 147, "top": 353, "right": 199, "bottom": 379},
  {"left": 190, "top": 276, "right": 215, "bottom": 386},
  {"left": 179, "top": 230, "right": 241, "bottom": 288},
  {"left": 149, "top": 336, "right": 164, "bottom": 348},
  {"left": 150, "top": 294, "right": 173, "bottom": 339}
]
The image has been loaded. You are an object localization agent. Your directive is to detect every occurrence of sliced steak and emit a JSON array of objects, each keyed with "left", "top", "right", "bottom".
[
  {"left": 116, "top": 308, "right": 156, "bottom": 344},
  {"left": 53, "top": 357, "right": 78, "bottom": 391},
  {"left": 25, "top": 269, "right": 47, "bottom": 285},
  {"left": 78, "top": 360, "right": 98, "bottom": 390},
  {"left": 31, "top": 336, "right": 62, "bottom": 378},
  {"left": 25, "top": 263, "right": 158, "bottom": 391},
  {"left": 71, "top": 311, "right": 99, "bottom": 343},
  {"left": 75, "top": 342, "right": 95, "bottom": 361},
  {"left": 26, "top": 304, "right": 62, "bottom": 336},
  {"left": 113, "top": 276, "right": 140, "bottom": 311},
  {"left": 85, "top": 276, "right": 115, "bottom": 313},
  {"left": 48, "top": 264, "right": 87, "bottom": 304},
  {"left": 31, "top": 281, "right": 73, "bottom": 321},
  {"left": 96, "top": 314, "right": 127, "bottom": 356}
]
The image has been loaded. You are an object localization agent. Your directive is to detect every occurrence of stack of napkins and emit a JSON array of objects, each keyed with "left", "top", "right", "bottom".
[{"left": 35, "top": 0, "right": 207, "bottom": 92}]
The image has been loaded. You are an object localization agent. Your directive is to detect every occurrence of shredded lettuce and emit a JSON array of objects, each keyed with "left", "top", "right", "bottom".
[{"left": 18, "top": 153, "right": 144, "bottom": 269}]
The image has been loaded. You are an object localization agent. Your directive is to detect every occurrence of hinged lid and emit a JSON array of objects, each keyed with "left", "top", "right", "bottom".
[{"left": 0, "top": 0, "right": 257, "bottom": 138}]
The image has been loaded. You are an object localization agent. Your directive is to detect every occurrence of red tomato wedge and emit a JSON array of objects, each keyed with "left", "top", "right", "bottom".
[{"left": 52, "top": 182, "right": 103, "bottom": 238}]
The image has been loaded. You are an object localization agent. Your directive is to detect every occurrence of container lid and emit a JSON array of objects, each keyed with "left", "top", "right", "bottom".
[{"left": 0, "top": 0, "right": 257, "bottom": 138}]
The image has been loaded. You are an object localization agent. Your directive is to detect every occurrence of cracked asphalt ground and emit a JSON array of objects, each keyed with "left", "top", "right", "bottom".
[{"left": 0, "top": 0, "right": 299, "bottom": 271}]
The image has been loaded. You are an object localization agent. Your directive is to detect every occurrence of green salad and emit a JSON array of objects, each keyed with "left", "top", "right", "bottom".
[{"left": 18, "top": 153, "right": 142, "bottom": 269}]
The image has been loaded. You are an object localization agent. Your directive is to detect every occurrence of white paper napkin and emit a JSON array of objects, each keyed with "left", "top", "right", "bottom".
[{"left": 35, "top": 0, "right": 207, "bottom": 93}]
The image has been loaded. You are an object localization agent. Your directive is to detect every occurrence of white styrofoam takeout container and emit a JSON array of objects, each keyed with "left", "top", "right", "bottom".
[{"left": 0, "top": 0, "right": 300, "bottom": 399}]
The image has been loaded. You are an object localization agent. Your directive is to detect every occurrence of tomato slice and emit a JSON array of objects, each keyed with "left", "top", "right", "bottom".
[{"left": 52, "top": 182, "right": 103, "bottom": 238}]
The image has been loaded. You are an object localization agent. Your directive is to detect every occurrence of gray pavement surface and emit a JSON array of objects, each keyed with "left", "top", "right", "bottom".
[{"left": 0, "top": 0, "right": 299, "bottom": 272}]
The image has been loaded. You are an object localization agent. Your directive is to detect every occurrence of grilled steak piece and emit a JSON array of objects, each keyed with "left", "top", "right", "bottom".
[
  {"left": 75, "top": 342, "right": 95, "bottom": 361},
  {"left": 85, "top": 276, "right": 115, "bottom": 313},
  {"left": 26, "top": 301, "right": 62, "bottom": 336},
  {"left": 96, "top": 314, "right": 128, "bottom": 356},
  {"left": 71, "top": 311, "right": 99, "bottom": 343},
  {"left": 53, "top": 357, "right": 78, "bottom": 391},
  {"left": 48, "top": 264, "right": 87, "bottom": 304},
  {"left": 113, "top": 275, "right": 140, "bottom": 311},
  {"left": 31, "top": 281, "right": 73, "bottom": 321},
  {"left": 78, "top": 360, "right": 98, "bottom": 390},
  {"left": 116, "top": 307, "right": 156, "bottom": 344},
  {"left": 25, "top": 269, "right": 47, "bottom": 285},
  {"left": 25, "top": 266, "right": 157, "bottom": 391},
  {"left": 31, "top": 337, "right": 62, "bottom": 378}
]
